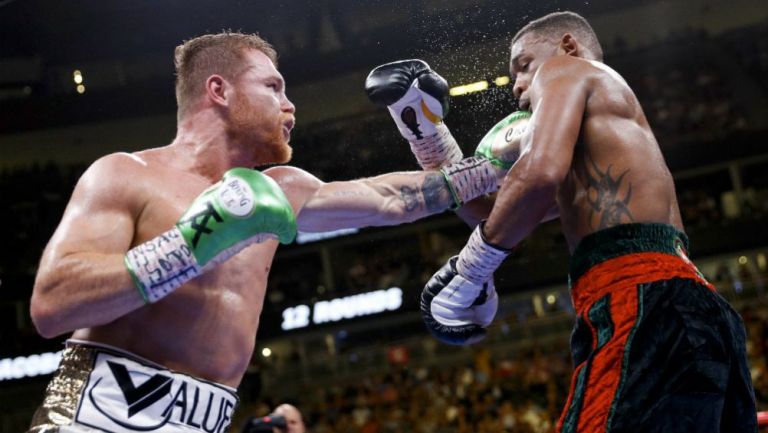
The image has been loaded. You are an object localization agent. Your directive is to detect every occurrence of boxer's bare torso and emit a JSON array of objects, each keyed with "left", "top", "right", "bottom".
[
  {"left": 36, "top": 145, "right": 454, "bottom": 387},
  {"left": 43, "top": 148, "right": 311, "bottom": 386},
  {"left": 68, "top": 153, "right": 278, "bottom": 386},
  {"left": 544, "top": 57, "right": 683, "bottom": 250},
  {"left": 488, "top": 33, "right": 683, "bottom": 251}
]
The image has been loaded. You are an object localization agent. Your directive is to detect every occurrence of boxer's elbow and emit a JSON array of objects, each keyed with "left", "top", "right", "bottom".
[
  {"left": 30, "top": 280, "right": 68, "bottom": 338},
  {"left": 31, "top": 300, "right": 60, "bottom": 339},
  {"left": 510, "top": 164, "right": 563, "bottom": 196}
]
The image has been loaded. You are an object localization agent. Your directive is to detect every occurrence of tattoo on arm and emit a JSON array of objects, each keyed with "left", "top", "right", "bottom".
[
  {"left": 422, "top": 173, "right": 454, "bottom": 213},
  {"left": 399, "top": 185, "right": 421, "bottom": 212},
  {"left": 583, "top": 156, "right": 634, "bottom": 229},
  {"left": 397, "top": 174, "right": 453, "bottom": 213}
]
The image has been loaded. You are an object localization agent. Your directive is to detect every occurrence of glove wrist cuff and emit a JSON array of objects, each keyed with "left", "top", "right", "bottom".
[
  {"left": 440, "top": 157, "right": 499, "bottom": 209},
  {"left": 125, "top": 227, "right": 201, "bottom": 304},
  {"left": 456, "top": 223, "right": 511, "bottom": 285},
  {"left": 408, "top": 123, "right": 463, "bottom": 169}
]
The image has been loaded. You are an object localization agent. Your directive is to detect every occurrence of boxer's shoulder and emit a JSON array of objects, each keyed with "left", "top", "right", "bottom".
[
  {"left": 75, "top": 151, "right": 199, "bottom": 224},
  {"left": 264, "top": 165, "right": 324, "bottom": 213},
  {"left": 85, "top": 152, "right": 148, "bottom": 176},
  {"left": 74, "top": 152, "right": 150, "bottom": 206},
  {"left": 535, "top": 55, "right": 595, "bottom": 85}
]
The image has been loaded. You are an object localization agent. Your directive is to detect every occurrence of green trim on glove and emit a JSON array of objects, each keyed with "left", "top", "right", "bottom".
[
  {"left": 176, "top": 168, "right": 297, "bottom": 267},
  {"left": 440, "top": 169, "right": 463, "bottom": 211},
  {"left": 475, "top": 111, "right": 532, "bottom": 170},
  {"left": 124, "top": 256, "right": 150, "bottom": 304}
]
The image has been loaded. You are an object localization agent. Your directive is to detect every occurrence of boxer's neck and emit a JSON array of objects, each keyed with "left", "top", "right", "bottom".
[{"left": 170, "top": 109, "right": 258, "bottom": 181}]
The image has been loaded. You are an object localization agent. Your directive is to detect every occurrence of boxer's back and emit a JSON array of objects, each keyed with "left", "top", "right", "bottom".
[{"left": 554, "top": 57, "right": 683, "bottom": 252}]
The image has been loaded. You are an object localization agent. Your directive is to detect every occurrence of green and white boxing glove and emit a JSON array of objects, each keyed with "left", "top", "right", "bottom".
[
  {"left": 125, "top": 168, "right": 297, "bottom": 303},
  {"left": 475, "top": 111, "right": 531, "bottom": 181},
  {"left": 431, "top": 111, "right": 532, "bottom": 209}
]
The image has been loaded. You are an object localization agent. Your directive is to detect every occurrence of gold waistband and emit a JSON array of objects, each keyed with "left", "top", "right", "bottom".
[
  {"left": 28, "top": 343, "right": 95, "bottom": 432},
  {"left": 27, "top": 340, "right": 239, "bottom": 433}
]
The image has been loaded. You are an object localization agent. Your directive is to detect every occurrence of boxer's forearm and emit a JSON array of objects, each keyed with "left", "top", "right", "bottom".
[
  {"left": 31, "top": 253, "right": 144, "bottom": 338},
  {"left": 483, "top": 172, "right": 558, "bottom": 249},
  {"left": 296, "top": 171, "right": 455, "bottom": 232},
  {"left": 455, "top": 196, "right": 558, "bottom": 228},
  {"left": 367, "top": 170, "right": 457, "bottom": 220},
  {"left": 455, "top": 195, "right": 495, "bottom": 228}
]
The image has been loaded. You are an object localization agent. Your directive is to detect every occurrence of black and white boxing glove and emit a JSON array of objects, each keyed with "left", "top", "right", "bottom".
[
  {"left": 365, "top": 59, "right": 462, "bottom": 169},
  {"left": 421, "top": 223, "right": 511, "bottom": 345}
]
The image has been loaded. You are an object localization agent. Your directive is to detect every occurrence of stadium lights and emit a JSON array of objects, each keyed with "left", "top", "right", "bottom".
[
  {"left": 0, "top": 351, "right": 62, "bottom": 381},
  {"left": 73, "top": 70, "right": 85, "bottom": 94},
  {"left": 450, "top": 80, "right": 488, "bottom": 96},
  {"left": 449, "top": 76, "right": 512, "bottom": 97},
  {"left": 494, "top": 76, "right": 511, "bottom": 86}
]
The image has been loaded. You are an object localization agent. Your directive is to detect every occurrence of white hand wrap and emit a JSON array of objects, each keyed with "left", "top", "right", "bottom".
[
  {"left": 440, "top": 157, "right": 499, "bottom": 208},
  {"left": 456, "top": 224, "right": 511, "bottom": 285},
  {"left": 409, "top": 123, "right": 463, "bottom": 169},
  {"left": 124, "top": 227, "right": 201, "bottom": 303}
]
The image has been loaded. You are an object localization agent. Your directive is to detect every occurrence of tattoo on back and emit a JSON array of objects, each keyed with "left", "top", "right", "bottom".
[{"left": 583, "top": 156, "right": 634, "bottom": 229}]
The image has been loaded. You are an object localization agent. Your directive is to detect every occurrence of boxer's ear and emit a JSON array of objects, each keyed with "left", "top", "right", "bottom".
[
  {"left": 558, "top": 33, "right": 579, "bottom": 57},
  {"left": 205, "top": 74, "right": 229, "bottom": 108}
]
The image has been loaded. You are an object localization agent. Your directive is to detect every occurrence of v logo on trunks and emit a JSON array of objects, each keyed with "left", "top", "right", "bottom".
[
  {"left": 76, "top": 351, "right": 237, "bottom": 433},
  {"left": 108, "top": 361, "right": 173, "bottom": 417}
]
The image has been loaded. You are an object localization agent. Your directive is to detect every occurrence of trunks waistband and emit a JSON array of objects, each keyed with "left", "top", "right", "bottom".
[
  {"left": 569, "top": 223, "right": 689, "bottom": 285},
  {"left": 29, "top": 340, "right": 239, "bottom": 433}
]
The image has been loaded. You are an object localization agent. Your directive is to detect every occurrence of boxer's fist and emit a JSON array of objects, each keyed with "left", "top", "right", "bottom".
[
  {"left": 177, "top": 168, "right": 297, "bottom": 267},
  {"left": 125, "top": 168, "right": 296, "bottom": 302},
  {"left": 475, "top": 111, "right": 531, "bottom": 180},
  {"left": 365, "top": 59, "right": 449, "bottom": 141},
  {"left": 420, "top": 257, "right": 498, "bottom": 345}
]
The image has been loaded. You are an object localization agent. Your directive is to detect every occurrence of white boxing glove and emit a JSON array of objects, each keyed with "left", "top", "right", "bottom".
[{"left": 365, "top": 59, "right": 462, "bottom": 169}]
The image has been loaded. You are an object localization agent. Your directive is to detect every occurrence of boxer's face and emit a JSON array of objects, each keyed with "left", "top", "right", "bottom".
[
  {"left": 510, "top": 32, "right": 558, "bottom": 111},
  {"left": 227, "top": 49, "right": 295, "bottom": 165}
]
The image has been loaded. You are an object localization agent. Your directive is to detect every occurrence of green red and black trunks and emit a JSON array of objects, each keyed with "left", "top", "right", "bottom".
[{"left": 557, "top": 223, "right": 757, "bottom": 433}]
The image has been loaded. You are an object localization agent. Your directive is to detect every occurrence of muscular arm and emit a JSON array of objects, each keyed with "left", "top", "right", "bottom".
[
  {"left": 267, "top": 166, "right": 455, "bottom": 232},
  {"left": 31, "top": 154, "right": 145, "bottom": 338},
  {"left": 483, "top": 59, "right": 587, "bottom": 248},
  {"left": 455, "top": 196, "right": 496, "bottom": 227},
  {"left": 457, "top": 196, "right": 559, "bottom": 228}
]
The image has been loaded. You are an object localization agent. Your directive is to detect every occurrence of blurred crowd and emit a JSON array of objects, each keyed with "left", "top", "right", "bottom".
[
  {"left": 242, "top": 343, "right": 573, "bottom": 433},
  {"left": 238, "top": 300, "right": 768, "bottom": 433}
]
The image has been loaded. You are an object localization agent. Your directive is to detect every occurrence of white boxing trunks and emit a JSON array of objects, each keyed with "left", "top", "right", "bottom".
[{"left": 27, "top": 340, "right": 239, "bottom": 433}]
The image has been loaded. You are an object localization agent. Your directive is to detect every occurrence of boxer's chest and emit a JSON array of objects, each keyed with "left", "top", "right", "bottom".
[{"left": 132, "top": 172, "right": 279, "bottom": 296}]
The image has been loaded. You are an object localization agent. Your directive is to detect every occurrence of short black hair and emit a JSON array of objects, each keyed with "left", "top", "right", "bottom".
[{"left": 511, "top": 11, "right": 603, "bottom": 61}]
